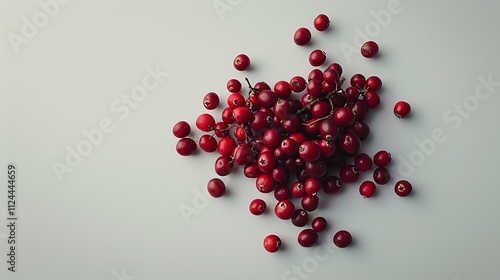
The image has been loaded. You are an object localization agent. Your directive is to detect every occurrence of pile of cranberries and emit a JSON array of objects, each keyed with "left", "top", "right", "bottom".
[{"left": 173, "top": 14, "right": 413, "bottom": 253}]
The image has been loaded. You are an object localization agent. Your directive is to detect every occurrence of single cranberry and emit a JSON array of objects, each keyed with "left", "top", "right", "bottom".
[
  {"left": 363, "top": 91, "right": 380, "bottom": 109},
  {"left": 394, "top": 101, "right": 411, "bottom": 118},
  {"left": 304, "top": 159, "right": 328, "bottom": 179},
  {"left": 232, "top": 144, "right": 254, "bottom": 166},
  {"left": 214, "top": 155, "right": 234, "bottom": 176},
  {"left": 258, "top": 90, "right": 278, "bottom": 108},
  {"left": 339, "top": 165, "right": 359, "bottom": 183},
  {"left": 350, "top": 100, "right": 369, "bottom": 121},
  {"left": 311, "top": 217, "right": 327, "bottom": 232},
  {"left": 333, "top": 107, "right": 355, "bottom": 127},
  {"left": 350, "top": 73, "right": 366, "bottom": 89},
  {"left": 299, "top": 141, "right": 321, "bottom": 162},
  {"left": 366, "top": 76, "right": 382, "bottom": 91},
  {"left": 308, "top": 68, "right": 324, "bottom": 82},
  {"left": 256, "top": 173, "right": 276, "bottom": 193},
  {"left": 294, "top": 27, "right": 312, "bottom": 46},
  {"left": 263, "top": 128, "right": 282, "bottom": 149},
  {"left": 333, "top": 230, "right": 352, "bottom": 248},
  {"left": 291, "top": 181, "right": 307, "bottom": 198},
  {"left": 263, "top": 234, "right": 281, "bottom": 253},
  {"left": 249, "top": 198, "right": 266, "bottom": 215},
  {"left": 227, "top": 92, "right": 246, "bottom": 108},
  {"left": 203, "top": 92, "right": 219, "bottom": 110},
  {"left": 319, "top": 119, "right": 340, "bottom": 141},
  {"left": 373, "top": 150, "right": 391, "bottom": 167},
  {"left": 244, "top": 162, "right": 261, "bottom": 178},
  {"left": 359, "top": 181, "right": 376, "bottom": 198},
  {"left": 207, "top": 178, "right": 226, "bottom": 198},
  {"left": 338, "top": 132, "right": 361, "bottom": 154},
  {"left": 347, "top": 121, "right": 370, "bottom": 141},
  {"left": 292, "top": 209, "right": 309, "bottom": 227},
  {"left": 232, "top": 107, "right": 253, "bottom": 124},
  {"left": 306, "top": 79, "right": 323, "bottom": 98},
  {"left": 176, "top": 138, "right": 197, "bottom": 156},
  {"left": 226, "top": 79, "right": 241, "bottom": 93},
  {"left": 311, "top": 100, "right": 331, "bottom": 118},
  {"left": 233, "top": 54, "right": 250, "bottom": 71},
  {"left": 199, "top": 135, "right": 218, "bottom": 153},
  {"left": 361, "top": 41, "right": 379, "bottom": 58},
  {"left": 327, "top": 62, "right": 343, "bottom": 76},
  {"left": 304, "top": 177, "right": 322, "bottom": 195},
  {"left": 354, "top": 153, "right": 372, "bottom": 172},
  {"left": 395, "top": 180, "right": 412, "bottom": 197},
  {"left": 301, "top": 194, "right": 319, "bottom": 212},
  {"left": 322, "top": 176, "right": 342, "bottom": 194},
  {"left": 275, "top": 200, "right": 295, "bottom": 220},
  {"left": 217, "top": 137, "right": 237, "bottom": 156},
  {"left": 323, "top": 68, "right": 339, "bottom": 86},
  {"left": 274, "top": 80, "right": 292, "bottom": 99},
  {"left": 221, "top": 107, "right": 235, "bottom": 124},
  {"left": 289, "top": 76, "right": 307, "bottom": 92},
  {"left": 272, "top": 166, "right": 289, "bottom": 184},
  {"left": 373, "top": 167, "right": 390, "bottom": 185},
  {"left": 309, "top": 49, "right": 327, "bottom": 67},
  {"left": 274, "top": 185, "right": 291, "bottom": 200},
  {"left": 298, "top": 229, "right": 318, "bottom": 247},
  {"left": 172, "top": 121, "right": 190, "bottom": 138},
  {"left": 195, "top": 113, "right": 215, "bottom": 132},
  {"left": 345, "top": 86, "right": 360, "bottom": 102},
  {"left": 313, "top": 14, "right": 330, "bottom": 31}
]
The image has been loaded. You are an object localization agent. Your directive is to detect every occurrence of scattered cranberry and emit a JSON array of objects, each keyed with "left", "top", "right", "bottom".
[
  {"left": 311, "top": 217, "right": 327, "bottom": 232},
  {"left": 309, "top": 50, "right": 327, "bottom": 67},
  {"left": 298, "top": 229, "right": 318, "bottom": 247},
  {"left": 263, "top": 234, "right": 281, "bottom": 253},
  {"left": 395, "top": 180, "right": 412, "bottom": 197},
  {"left": 361, "top": 41, "right": 379, "bottom": 58},
  {"left": 207, "top": 178, "right": 226, "bottom": 198},
  {"left": 354, "top": 153, "right": 372, "bottom": 172},
  {"left": 394, "top": 101, "right": 411, "bottom": 118},
  {"left": 249, "top": 199, "right": 267, "bottom": 215},
  {"left": 226, "top": 79, "right": 242, "bottom": 93},
  {"left": 176, "top": 138, "right": 197, "bottom": 156},
  {"left": 172, "top": 121, "right": 191, "bottom": 138},
  {"left": 233, "top": 54, "right": 250, "bottom": 71},
  {"left": 275, "top": 200, "right": 295, "bottom": 220},
  {"left": 199, "top": 135, "right": 218, "bottom": 153},
  {"left": 373, "top": 150, "right": 391, "bottom": 167},
  {"left": 314, "top": 14, "right": 330, "bottom": 31},
  {"left": 291, "top": 209, "right": 309, "bottom": 227},
  {"left": 294, "top": 27, "right": 311, "bottom": 46},
  {"left": 195, "top": 113, "right": 215, "bottom": 132},
  {"left": 373, "top": 167, "right": 390, "bottom": 185},
  {"left": 333, "top": 230, "right": 352, "bottom": 248},
  {"left": 203, "top": 92, "right": 219, "bottom": 110},
  {"left": 359, "top": 181, "right": 376, "bottom": 198}
]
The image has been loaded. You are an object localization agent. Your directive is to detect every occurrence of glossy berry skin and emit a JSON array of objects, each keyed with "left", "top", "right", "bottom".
[
  {"left": 263, "top": 234, "right": 281, "bottom": 253},
  {"left": 304, "top": 178, "right": 322, "bottom": 195},
  {"left": 294, "top": 27, "right": 312, "bottom": 46},
  {"left": 339, "top": 165, "right": 359, "bottom": 183},
  {"left": 301, "top": 194, "right": 319, "bottom": 212},
  {"left": 292, "top": 209, "right": 309, "bottom": 227},
  {"left": 363, "top": 91, "right": 380, "bottom": 109},
  {"left": 203, "top": 92, "right": 219, "bottom": 110},
  {"left": 333, "top": 230, "right": 352, "bottom": 248},
  {"left": 274, "top": 185, "right": 291, "bottom": 200},
  {"left": 299, "top": 141, "right": 321, "bottom": 162},
  {"left": 199, "top": 135, "right": 217, "bottom": 153},
  {"left": 274, "top": 80, "right": 292, "bottom": 99},
  {"left": 373, "top": 150, "right": 391, "bottom": 167},
  {"left": 244, "top": 163, "right": 261, "bottom": 178},
  {"left": 338, "top": 132, "right": 361, "bottom": 155},
  {"left": 314, "top": 14, "right": 330, "bottom": 31},
  {"left": 311, "top": 217, "right": 327, "bottom": 232},
  {"left": 233, "top": 54, "right": 250, "bottom": 71},
  {"left": 218, "top": 137, "right": 237, "bottom": 157},
  {"left": 350, "top": 73, "right": 366, "bottom": 89},
  {"left": 221, "top": 107, "right": 235, "bottom": 124},
  {"left": 366, "top": 76, "right": 382, "bottom": 91},
  {"left": 359, "top": 181, "right": 376, "bottom": 198},
  {"left": 227, "top": 92, "right": 246, "bottom": 108},
  {"left": 354, "top": 153, "right": 372, "bottom": 172},
  {"left": 373, "top": 167, "right": 390, "bottom": 185},
  {"left": 232, "top": 107, "right": 253, "bottom": 124},
  {"left": 172, "top": 121, "right": 190, "bottom": 138},
  {"left": 176, "top": 138, "right": 197, "bottom": 156},
  {"left": 395, "top": 180, "right": 412, "bottom": 197},
  {"left": 322, "top": 176, "right": 342, "bottom": 194},
  {"left": 256, "top": 173, "right": 276, "bottom": 193},
  {"left": 289, "top": 76, "right": 307, "bottom": 92},
  {"left": 327, "top": 63, "right": 343, "bottom": 76},
  {"left": 394, "top": 101, "right": 411, "bottom": 118},
  {"left": 195, "top": 113, "right": 215, "bottom": 132},
  {"left": 298, "top": 229, "right": 318, "bottom": 247},
  {"left": 309, "top": 49, "right": 327, "bottom": 67},
  {"left": 214, "top": 155, "right": 234, "bottom": 176},
  {"left": 334, "top": 107, "right": 355, "bottom": 127},
  {"left": 275, "top": 200, "right": 295, "bottom": 220},
  {"left": 249, "top": 199, "right": 266, "bottom": 215},
  {"left": 226, "top": 79, "right": 241, "bottom": 93},
  {"left": 361, "top": 41, "right": 379, "bottom": 58},
  {"left": 207, "top": 178, "right": 226, "bottom": 198},
  {"left": 306, "top": 79, "right": 323, "bottom": 98}
]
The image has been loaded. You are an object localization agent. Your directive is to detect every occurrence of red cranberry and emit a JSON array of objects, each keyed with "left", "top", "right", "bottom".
[
  {"left": 207, "top": 178, "right": 226, "bottom": 198},
  {"left": 249, "top": 198, "right": 266, "bottom": 215},
  {"left": 333, "top": 230, "right": 352, "bottom": 248},
  {"left": 263, "top": 234, "right": 281, "bottom": 253},
  {"left": 395, "top": 180, "right": 412, "bottom": 197},
  {"left": 298, "top": 229, "right": 318, "bottom": 247}
]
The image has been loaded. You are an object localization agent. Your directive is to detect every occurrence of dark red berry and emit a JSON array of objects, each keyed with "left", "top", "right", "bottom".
[
  {"left": 203, "top": 92, "right": 219, "bottom": 110},
  {"left": 373, "top": 150, "right": 391, "bottom": 167},
  {"left": 359, "top": 181, "right": 376, "bottom": 198},
  {"left": 172, "top": 121, "right": 191, "bottom": 138},
  {"left": 233, "top": 54, "right": 250, "bottom": 71},
  {"left": 298, "top": 229, "right": 318, "bottom": 247},
  {"left": 263, "top": 234, "right": 281, "bottom": 253},
  {"left": 361, "top": 41, "right": 379, "bottom": 58},
  {"left": 207, "top": 178, "right": 226, "bottom": 198},
  {"left": 313, "top": 14, "right": 330, "bottom": 31},
  {"left": 394, "top": 101, "right": 411, "bottom": 118},
  {"left": 176, "top": 138, "right": 197, "bottom": 156},
  {"left": 333, "top": 230, "right": 352, "bottom": 248},
  {"left": 309, "top": 49, "right": 327, "bottom": 67},
  {"left": 249, "top": 198, "right": 266, "bottom": 215},
  {"left": 373, "top": 167, "right": 390, "bottom": 185},
  {"left": 294, "top": 27, "right": 312, "bottom": 46},
  {"left": 311, "top": 217, "right": 327, "bottom": 232},
  {"left": 395, "top": 180, "right": 412, "bottom": 197}
]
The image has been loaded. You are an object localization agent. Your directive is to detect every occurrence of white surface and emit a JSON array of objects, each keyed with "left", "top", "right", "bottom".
[{"left": 1, "top": 0, "right": 500, "bottom": 279}]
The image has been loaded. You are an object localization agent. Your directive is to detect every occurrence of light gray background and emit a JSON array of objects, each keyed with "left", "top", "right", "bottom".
[{"left": 1, "top": 0, "right": 499, "bottom": 279}]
